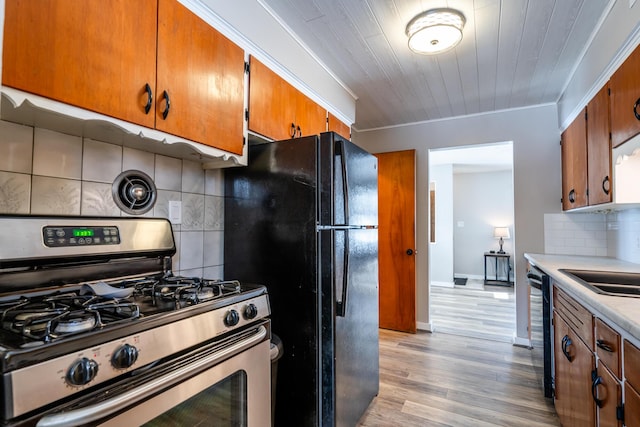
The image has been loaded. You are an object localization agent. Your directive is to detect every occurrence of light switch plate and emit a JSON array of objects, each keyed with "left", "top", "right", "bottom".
[{"left": 169, "top": 200, "right": 182, "bottom": 224}]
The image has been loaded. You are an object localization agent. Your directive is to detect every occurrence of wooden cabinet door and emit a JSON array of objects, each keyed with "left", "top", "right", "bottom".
[
  {"left": 610, "top": 43, "right": 640, "bottom": 148},
  {"left": 553, "top": 312, "right": 595, "bottom": 426},
  {"left": 587, "top": 85, "right": 612, "bottom": 206},
  {"left": 3, "top": 0, "right": 158, "bottom": 128},
  {"left": 561, "top": 109, "right": 588, "bottom": 210},
  {"left": 596, "top": 364, "right": 622, "bottom": 427},
  {"left": 156, "top": 0, "right": 244, "bottom": 155},
  {"left": 248, "top": 56, "right": 296, "bottom": 141},
  {"left": 626, "top": 382, "right": 640, "bottom": 427},
  {"left": 328, "top": 112, "right": 351, "bottom": 140},
  {"left": 295, "top": 91, "right": 327, "bottom": 138}
]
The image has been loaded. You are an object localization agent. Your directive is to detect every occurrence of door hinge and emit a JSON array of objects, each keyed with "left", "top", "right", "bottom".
[
  {"left": 244, "top": 61, "right": 250, "bottom": 74},
  {"left": 245, "top": 108, "right": 249, "bottom": 122},
  {"left": 608, "top": 87, "right": 611, "bottom": 96},
  {"left": 243, "top": 136, "right": 246, "bottom": 147},
  {"left": 585, "top": 110, "right": 588, "bottom": 120},
  {"left": 617, "top": 404, "right": 624, "bottom": 422}
]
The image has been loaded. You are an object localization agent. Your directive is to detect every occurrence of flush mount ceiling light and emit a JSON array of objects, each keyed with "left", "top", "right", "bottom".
[{"left": 406, "top": 8, "right": 465, "bottom": 55}]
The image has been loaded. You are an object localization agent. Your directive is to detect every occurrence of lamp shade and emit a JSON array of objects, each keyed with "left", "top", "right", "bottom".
[
  {"left": 406, "top": 8, "right": 465, "bottom": 55},
  {"left": 494, "top": 227, "right": 511, "bottom": 239}
]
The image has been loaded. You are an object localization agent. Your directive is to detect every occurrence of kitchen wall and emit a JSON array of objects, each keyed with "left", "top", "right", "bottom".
[
  {"left": 354, "top": 103, "right": 561, "bottom": 341},
  {"left": 0, "top": 119, "right": 224, "bottom": 278}
]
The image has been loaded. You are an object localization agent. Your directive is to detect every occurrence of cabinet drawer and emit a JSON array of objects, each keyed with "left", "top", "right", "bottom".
[
  {"left": 595, "top": 318, "right": 621, "bottom": 378},
  {"left": 553, "top": 286, "right": 594, "bottom": 350},
  {"left": 624, "top": 381, "right": 640, "bottom": 427}
]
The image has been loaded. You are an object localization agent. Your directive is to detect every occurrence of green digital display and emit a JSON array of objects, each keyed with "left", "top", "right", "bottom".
[{"left": 73, "top": 229, "right": 94, "bottom": 237}]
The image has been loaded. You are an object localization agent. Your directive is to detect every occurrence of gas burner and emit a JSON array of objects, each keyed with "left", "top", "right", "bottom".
[{"left": 0, "top": 292, "right": 140, "bottom": 342}]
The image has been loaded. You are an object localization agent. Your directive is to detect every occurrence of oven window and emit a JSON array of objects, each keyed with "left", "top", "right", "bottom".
[{"left": 141, "top": 370, "right": 247, "bottom": 426}]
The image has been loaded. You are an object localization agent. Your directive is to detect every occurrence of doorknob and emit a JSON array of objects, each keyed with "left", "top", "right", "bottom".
[{"left": 406, "top": 249, "right": 414, "bottom": 256}]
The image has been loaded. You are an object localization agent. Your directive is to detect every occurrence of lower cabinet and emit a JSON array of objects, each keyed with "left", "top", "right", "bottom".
[
  {"left": 554, "top": 311, "right": 596, "bottom": 426},
  {"left": 594, "top": 363, "right": 622, "bottom": 427}
]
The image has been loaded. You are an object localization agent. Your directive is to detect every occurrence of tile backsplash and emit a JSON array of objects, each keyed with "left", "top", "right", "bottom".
[
  {"left": 544, "top": 213, "right": 608, "bottom": 256},
  {"left": 0, "top": 120, "right": 224, "bottom": 278}
]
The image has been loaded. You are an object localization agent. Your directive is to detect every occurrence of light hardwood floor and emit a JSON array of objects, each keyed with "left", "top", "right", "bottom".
[{"left": 357, "top": 285, "right": 559, "bottom": 426}]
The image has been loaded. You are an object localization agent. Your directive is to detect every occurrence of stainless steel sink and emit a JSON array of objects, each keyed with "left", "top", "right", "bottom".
[{"left": 559, "top": 269, "right": 640, "bottom": 297}]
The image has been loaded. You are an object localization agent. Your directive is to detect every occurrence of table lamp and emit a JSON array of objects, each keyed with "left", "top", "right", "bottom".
[{"left": 494, "top": 227, "right": 510, "bottom": 254}]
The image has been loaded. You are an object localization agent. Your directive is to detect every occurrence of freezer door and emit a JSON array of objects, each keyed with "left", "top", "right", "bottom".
[
  {"left": 321, "top": 227, "right": 379, "bottom": 427},
  {"left": 320, "top": 133, "right": 378, "bottom": 227}
]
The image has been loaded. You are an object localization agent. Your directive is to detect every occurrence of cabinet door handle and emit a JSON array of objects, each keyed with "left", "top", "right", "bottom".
[
  {"left": 568, "top": 189, "right": 576, "bottom": 204},
  {"left": 634, "top": 97, "right": 640, "bottom": 121},
  {"left": 561, "top": 335, "right": 573, "bottom": 362},
  {"left": 161, "top": 90, "right": 171, "bottom": 120},
  {"left": 144, "top": 83, "right": 153, "bottom": 114},
  {"left": 296, "top": 125, "right": 302, "bottom": 138},
  {"left": 591, "top": 370, "right": 604, "bottom": 408},
  {"left": 596, "top": 339, "right": 614, "bottom": 352},
  {"left": 290, "top": 123, "right": 296, "bottom": 138},
  {"left": 602, "top": 176, "right": 610, "bottom": 196}
]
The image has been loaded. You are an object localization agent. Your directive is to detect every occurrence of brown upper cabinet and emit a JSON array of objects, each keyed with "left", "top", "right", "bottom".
[
  {"left": 561, "top": 109, "right": 588, "bottom": 210},
  {"left": 328, "top": 112, "right": 351, "bottom": 141},
  {"left": 610, "top": 43, "right": 640, "bottom": 148},
  {"left": 248, "top": 56, "right": 326, "bottom": 141},
  {"left": 586, "top": 84, "right": 612, "bottom": 206},
  {"left": 2, "top": 0, "right": 245, "bottom": 155}
]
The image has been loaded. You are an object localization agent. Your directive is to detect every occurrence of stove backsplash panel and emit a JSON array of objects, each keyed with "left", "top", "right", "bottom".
[{"left": 0, "top": 119, "right": 224, "bottom": 278}]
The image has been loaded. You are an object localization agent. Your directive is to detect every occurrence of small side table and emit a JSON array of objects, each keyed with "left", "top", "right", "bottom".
[{"left": 484, "top": 252, "right": 512, "bottom": 286}]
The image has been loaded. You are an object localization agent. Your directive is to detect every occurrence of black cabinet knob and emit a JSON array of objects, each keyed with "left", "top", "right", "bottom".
[{"left": 406, "top": 249, "right": 414, "bottom": 256}]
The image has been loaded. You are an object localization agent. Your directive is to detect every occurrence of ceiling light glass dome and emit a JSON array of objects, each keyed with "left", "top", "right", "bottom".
[{"left": 406, "top": 8, "right": 466, "bottom": 55}]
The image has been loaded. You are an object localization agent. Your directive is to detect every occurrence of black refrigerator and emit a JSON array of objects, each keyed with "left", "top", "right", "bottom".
[{"left": 224, "top": 132, "right": 379, "bottom": 427}]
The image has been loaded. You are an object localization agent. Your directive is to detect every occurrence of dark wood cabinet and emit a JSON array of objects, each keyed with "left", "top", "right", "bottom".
[
  {"left": 248, "top": 56, "right": 327, "bottom": 141},
  {"left": 553, "top": 311, "right": 596, "bottom": 426},
  {"left": 586, "top": 85, "right": 612, "bottom": 206},
  {"left": 3, "top": 0, "right": 245, "bottom": 155},
  {"left": 561, "top": 109, "right": 588, "bottom": 210},
  {"left": 610, "top": 43, "right": 640, "bottom": 148}
]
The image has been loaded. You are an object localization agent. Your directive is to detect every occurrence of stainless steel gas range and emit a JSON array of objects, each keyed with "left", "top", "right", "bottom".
[{"left": 0, "top": 215, "right": 271, "bottom": 427}]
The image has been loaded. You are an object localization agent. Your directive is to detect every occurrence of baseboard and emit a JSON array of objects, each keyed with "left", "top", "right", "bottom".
[
  {"left": 512, "top": 335, "right": 531, "bottom": 348},
  {"left": 430, "top": 281, "right": 454, "bottom": 288},
  {"left": 417, "top": 321, "right": 433, "bottom": 332}
]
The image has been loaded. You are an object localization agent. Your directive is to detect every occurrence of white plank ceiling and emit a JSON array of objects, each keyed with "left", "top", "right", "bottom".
[{"left": 259, "top": 0, "right": 610, "bottom": 131}]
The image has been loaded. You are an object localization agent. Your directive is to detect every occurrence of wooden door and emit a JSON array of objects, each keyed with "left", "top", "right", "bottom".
[
  {"left": 553, "top": 312, "right": 595, "bottom": 427},
  {"left": 248, "top": 56, "right": 296, "bottom": 141},
  {"left": 587, "top": 85, "right": 612, "bottom": 206},
  {"left": 610, "top": 43, "right": 640, "bottom": 148},
  {"left": 3, "top": 0, "right": 157, "bottom": 128},
  {"left": 597, "top": 364, "right": 622, "bottom": 427},
  {"left": 376, "top": 150, "right": 416, "bottom": 333},
  {"left": 157, "top": 0, "right": 245, "bottom": 154},
  {"left": 625, "top": 382, "right": 640, "bottom": 427},
  {"left": 561, "top": 110, "right": 588, "bottom": 210},
  {"left": 328, "top": 112, "right": 351, "bottom": 140}
]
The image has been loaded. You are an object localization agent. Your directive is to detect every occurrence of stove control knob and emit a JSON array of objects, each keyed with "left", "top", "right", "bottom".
[
  {"left": 112, "top": 344, "right": 139, "bottom": 369},
  {"left": 224, "top": 309, "right": 240, "bottom": 327},
  {"left": 67, "top": 357, "right": 99, "bottom": 386},
  {"left": 244, "top": 303, "right": 258, "bottom": 320}
]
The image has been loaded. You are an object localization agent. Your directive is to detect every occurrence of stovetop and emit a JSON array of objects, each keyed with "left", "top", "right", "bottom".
[{"left": 0, "top": 275, "right": 248, "bottom": 350}]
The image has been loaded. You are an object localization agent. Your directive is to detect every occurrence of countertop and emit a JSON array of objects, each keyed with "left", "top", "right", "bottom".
[{"left": 524, "top": 253, "right": 640, "bottom": 343}]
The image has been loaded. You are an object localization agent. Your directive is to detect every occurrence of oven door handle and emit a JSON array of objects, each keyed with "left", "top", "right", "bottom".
[{"left": 36, "top": 325, "right": 268, "bottom": 427}]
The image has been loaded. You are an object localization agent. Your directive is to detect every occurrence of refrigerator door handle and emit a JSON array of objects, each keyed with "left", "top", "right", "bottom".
[
  {"left": 335, "top": 139, "right": 350, "bottom": 225},
  {"left": 336, "top": 229, "right": 349, "bottom": 317}
]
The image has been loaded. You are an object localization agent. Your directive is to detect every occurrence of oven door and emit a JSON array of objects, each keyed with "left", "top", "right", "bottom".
[{"left": 35, "top": 322, "right": 270, "bottom": 427}]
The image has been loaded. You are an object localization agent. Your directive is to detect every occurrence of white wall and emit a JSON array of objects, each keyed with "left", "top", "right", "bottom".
[
  {"left": 429, "top": 164, "right": 454, "bottom": 286},
  {"left": 453, "top": 170, "right": 514, "bottom": 278},
  {"left": 353, "top": 104, "right": 561, "bottom": 342}
]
